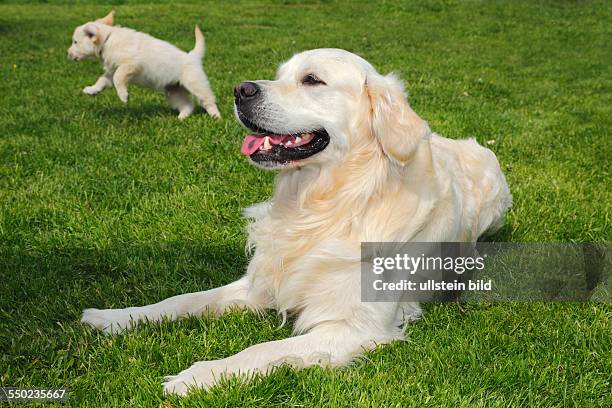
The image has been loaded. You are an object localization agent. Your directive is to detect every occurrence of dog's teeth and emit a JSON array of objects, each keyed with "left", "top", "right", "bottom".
[
  {"left": 263, "top": 136, "right": 272, "bottom": 150},
  {"left": 294, "top": 136, "right": 302, "bottom": 144}
]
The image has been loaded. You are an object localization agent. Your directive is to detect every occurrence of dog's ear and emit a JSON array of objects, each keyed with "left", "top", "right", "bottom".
[
  {"left": 366, "top": 73, "right": 429, "bottom": 165},
  {"left": 96, "top": 10, "right": 115, "bottom": 26},
  {"left": 83, "top": 24, "right": 100, "bottom": 44}
]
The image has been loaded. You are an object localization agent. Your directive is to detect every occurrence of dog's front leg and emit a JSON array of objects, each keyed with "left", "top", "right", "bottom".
[
  {"left": 81, "top": 276, "right": 270, "bottom": 334},
  {"left": 83, "top": 72, "right": 112, "bottom": 95},
  {"left": 112, "top": 64, "right": 138, "bottom": 103},
  {"left": 163, "top": 322, "right": 391, "bottom": 395}
]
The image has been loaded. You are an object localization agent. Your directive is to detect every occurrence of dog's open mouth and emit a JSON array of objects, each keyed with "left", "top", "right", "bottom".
[{"left": 240, "top": 128, "right": 329, "bottom": 166}]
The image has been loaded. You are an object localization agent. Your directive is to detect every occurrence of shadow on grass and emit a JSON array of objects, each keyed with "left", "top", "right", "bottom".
[
  {"left": 95, "top": 103, "right": 176, "bottom": 121},
  {"left": 0, "top": 240, "right": 248, "bottom": 324},
  {"left": 480, "top": 224, "right": 513, "bottom": 242}
]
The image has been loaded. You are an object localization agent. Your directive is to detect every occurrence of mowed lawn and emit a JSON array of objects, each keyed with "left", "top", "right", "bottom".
[{"left": 0, "top": 0, "right": 610, "bottom": 406}]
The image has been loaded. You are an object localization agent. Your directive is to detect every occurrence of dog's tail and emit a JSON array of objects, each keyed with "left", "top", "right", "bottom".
[{"left": 189, "top": 25, "right": 205, "bottom": 59}]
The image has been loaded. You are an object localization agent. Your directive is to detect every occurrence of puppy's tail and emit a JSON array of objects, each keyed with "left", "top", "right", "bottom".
[{"left": 189, "top": 25, "right": 205, "bottom": 59}]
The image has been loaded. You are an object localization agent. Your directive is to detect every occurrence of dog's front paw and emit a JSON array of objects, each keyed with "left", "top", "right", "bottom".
[
  {"left": 81, "top": 308, "right": 136, "bottom": 334},
  {"left": 178, "top": 110, "right": 192, "bottom": 120},
  {"left": 83, "top": 86, "right": 99, "bottom": 95},
  {"left": 206, "top": 106, "right": 221, "bottom": 119},
  {"left": 163, "top": 360, "right": 227, "bottom": 396},
  {"left": 117, "top": 91, "right": 129, "bottom": 103}
]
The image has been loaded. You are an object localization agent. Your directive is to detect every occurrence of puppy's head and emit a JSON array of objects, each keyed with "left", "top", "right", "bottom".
[
  {"left": 67, "top": 11, "right": 115, "bottom": 61},
  {"left": 234, "top": 48, "right": 429, "bottom": 170}
]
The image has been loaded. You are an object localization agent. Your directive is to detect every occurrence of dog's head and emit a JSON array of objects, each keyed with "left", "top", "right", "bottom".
[
  {"left": 235, "top": 48, "right": 429, "bottom": 170},
  {"left": 67, "top": 11, "right": 115, "bottom": 61}
]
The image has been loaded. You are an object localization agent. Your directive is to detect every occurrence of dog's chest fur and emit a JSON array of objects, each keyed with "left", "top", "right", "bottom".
[{"left": 244, "top": 159, "right": 445, "bottom": 313}]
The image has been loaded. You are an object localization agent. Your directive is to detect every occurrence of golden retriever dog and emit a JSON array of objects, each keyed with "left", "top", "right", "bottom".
[
  {"left": 67, "top": 11, "right": 221, "bottom": 119},
  {"left": 81, "top": 48, "right": 511, "bottom": 395}
]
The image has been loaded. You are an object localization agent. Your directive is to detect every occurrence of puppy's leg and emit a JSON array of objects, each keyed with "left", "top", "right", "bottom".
[
  {"left": 84, "top": 72, "right": 112, "bottom": 95},
  {"left": 112, "top": 65, "right": 138, "bottom": 103},
  {"left": 163, "top": 322, "right": 396, "bottom": 395},
  {"left": 166, "top": 84, "right": 194, "bottom": 120},
  {"left": 81, "top": 276, "right": 269, "bottom": 334},
  {"left": 180, "top": 67, "right": 221, "bottom": 119}
]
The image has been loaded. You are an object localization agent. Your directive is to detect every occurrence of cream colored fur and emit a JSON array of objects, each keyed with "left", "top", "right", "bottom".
[
  {"left": 67, "top": 11, "right": 220, "bottom": 119},
  {"left": 81, "top": 49, "right": 511, "bottom": 395}
]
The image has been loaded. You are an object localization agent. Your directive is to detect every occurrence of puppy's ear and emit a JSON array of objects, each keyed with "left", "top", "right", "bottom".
[
  {"left": 96, "top": 10, "right": 115, "bottom": 26},
  {"left": 366, "top": 73, "right": 429, "bottom": 165},
  {"left": 83, "top": 24, "right": 100, "bottom": 44}
]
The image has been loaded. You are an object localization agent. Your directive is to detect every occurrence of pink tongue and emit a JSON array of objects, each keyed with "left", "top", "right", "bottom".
[
  {"left": 240, "top": 134, "right": 291, "bottom": 156},
  {"left": 241, "top": 134, "right": 265, "bottom": 155}
]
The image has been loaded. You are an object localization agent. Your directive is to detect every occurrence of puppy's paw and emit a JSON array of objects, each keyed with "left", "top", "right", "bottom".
[
  {"left": 178, "top": 111, "right": 192, "bottom": 120},
  {"left": 163, "top": 361, "right": 227, "bottom": 396},
  {"left": 117, "top": 91, "right": 129, "bottom": 103},
  {"left": 206, "top": 106, "right": 221, "bottom": 119},
  {"left": 81, "top": 308, "right": 136, "bottom": 334},
  {"left": 83, "top": 86, "right": 99, "bottom": 95}
]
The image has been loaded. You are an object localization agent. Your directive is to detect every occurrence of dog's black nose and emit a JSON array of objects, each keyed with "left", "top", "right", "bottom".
[{"left": 235, "top": 82, "right": 259, "bottom": 100}]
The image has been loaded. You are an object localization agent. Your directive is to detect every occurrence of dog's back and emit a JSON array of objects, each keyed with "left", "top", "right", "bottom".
[
  {"left": 431, "top": 134, "right": 512, "bottom": 239},
  {"left": 102, "top": 26, "right": 198, "bottom": 89}
]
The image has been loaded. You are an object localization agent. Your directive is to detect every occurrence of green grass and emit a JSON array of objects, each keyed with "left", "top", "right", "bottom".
[{"left": 1, "top": 0, "right": 610, "bottom": 406}]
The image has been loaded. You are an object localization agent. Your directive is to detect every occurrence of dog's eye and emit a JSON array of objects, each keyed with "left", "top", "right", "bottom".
[
  {"left": 73, "top": 40, "right": 77, "bottom": 44},
  {"left": 301, "top": 74, "right": 326, "bottom": 86}
]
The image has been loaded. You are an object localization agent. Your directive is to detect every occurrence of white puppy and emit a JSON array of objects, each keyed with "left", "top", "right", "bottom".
[
  {"left": 68, "top": 11, "right": 220, "bottom": 119},
  {"left": 81, "top": 49, "right": 511, "bottom": 395}
]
